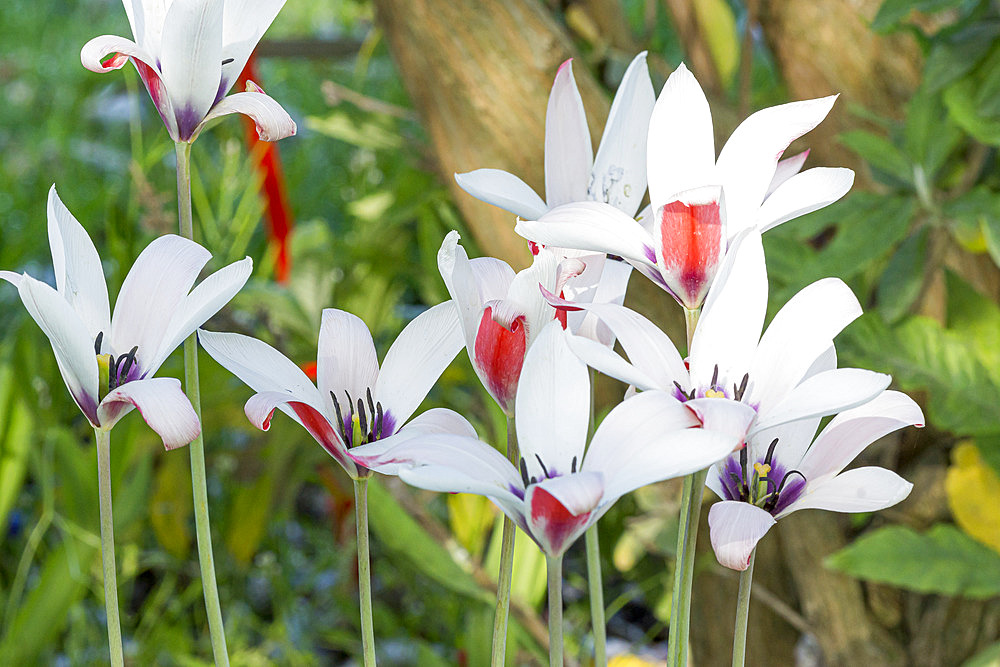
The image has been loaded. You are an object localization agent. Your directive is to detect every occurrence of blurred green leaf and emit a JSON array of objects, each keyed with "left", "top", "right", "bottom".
[
  {"left": 925, "top": 21, "right": 1000, "bottom": 92},
  {"left": 840, "top": 130, "right": 912, "bottom": 183},
  {"left": 871, "top": 0, "right": 968, "bottom": 33},
  {"left": 827, "top": 524, "right": 1000, "bottom": 598},
  {"left": 945, "top": 74, "right": 1000, "bottom": 145},
  {"left": 982, "top": 215, "right": 1000, "bottom": 268},
  {"left": 226, "top": 473, "right": 275, "bottom": 565},
  {"left": 877, "top": 227, "right": 929, "bottom": 322},
  {"left": 963, "top": 640, "right": 1000, "bottom": 667},
  {"left": 306, "top": 112, "right": 404, "bottom": 150},
  {"left": 692, "top": 0, "right": 739, "bottom": 86},
  {"left": 0, "top": 364, "right": 32, "bottom": 532},
  {"left": 150, "top": 452, "right": 193, "bottom": 559}
]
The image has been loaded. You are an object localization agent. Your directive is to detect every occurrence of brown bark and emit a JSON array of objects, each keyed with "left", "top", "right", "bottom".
[{"left": 373, "top": 0, "right": 610, "bottom": 268}]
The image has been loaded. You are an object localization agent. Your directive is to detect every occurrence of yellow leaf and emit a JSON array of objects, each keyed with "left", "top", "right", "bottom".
[
  {"left": 609, "top": 655, "right": 666, "bottom": 667},
  {"left": 226, "top": 474, "right": 275, "bottom": 565},
  {"left": 945, "top": 442, "right": 1000, "bottom": 555},
  {"left": 692, "top": 0, "right": 740, "bottom": 86},
  {"left": 447, "top": 492, "right": 496, "bottom": 559},
  {"left": 150, "top": 453, "right": 193, "bottom": 560}
]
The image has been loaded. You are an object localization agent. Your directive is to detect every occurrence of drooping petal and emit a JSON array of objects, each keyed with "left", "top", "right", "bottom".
[
  {"left": 646, "top": 62, "right": 715, "bottom": 208},
  {"left": 194, "top": 90, "right": 296, "bottom": 142},
  {"left": 80, "top": 33, "right": 158, "bottom": 73},
  {"left": 516, "top": 323, "right": 590, "bottom": 481},
  {"left": 454, "top": 169, "right": 548, "bottom": 220},
  {"left": 590, "top": 51, "right": 655, "bottom": 216},
  {"left": 653, "top": 185, "right": 726, "bottom": 309},
  {"left": 0, "top": 272, "right": 22, "bottom": 287},
  {"left": 749, "top": 277, "right": 861, "bottom": 414},
  {"left": 219, "top": 0, "right": 287, "bottom": 94},
  {"left": 685, "top": 397, "right": 758, "bottom": 445},
  {"left": 715, "top": 95, "right": 837, "bottom": 232},
  {"left": 766, "top": 149, "right": 809, "bottom": 197},
  {"left": 757, "top": 167, "right": 855, "bottom": 232},
  {"left": 797, "top": 390, "right": 924, "bottom": 483},
  {"left": 515, "top": 201, "right": 657, "bottom": 269},
  {"left": 46, "top": 186, "right": 111, "bottom": 343},
  {"left": 545, "top": 60, "right": 593, "bottom": 207},
  {"left": 316, "top": 309, "right": 379, "bottom": 420},
  {"left": 147, "top": 256, "right": 252, "bottom": 375},
  {"left": 438, "top": 231, "right": 488, "bottom": 350},
  {"left": 525, "top": 473, "right": 603, "bottom": 557},
  {"left": 159, "top": 0, "right": 224, "bottom": 141},
  {"left": 689, "top": 229, "right": 767, "bottom": 390},
  {"left": 17, "top": 275, "right": 100, "bottom": 425},
  {"left": 97, "top": 377, "right": 199, "bottom": 449},
  {"left": 198, "top": 329, "right": 323, "bottom": 410},
  {"left": 708, "top": 501, "right": 776, "bottom": 571},
  {"left": 375, "top": 301, "right": 464, "bottom": 426},
  {"left": 777, "top": 467, "right": 913, "bottom": 518},
  {"left": 110, "top": 235, "right": 210, "bottom": 371},
  {"left": 753, "top": 368, "right": 891, "bottom": 434}
]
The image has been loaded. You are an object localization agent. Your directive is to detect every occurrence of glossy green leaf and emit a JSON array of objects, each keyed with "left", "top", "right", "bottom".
[
  {"left": 877, "top": 227, "right": 929, "bottom": 323},
  {"left": 840, "top": 130, "right": 912, "bottom": 183}
]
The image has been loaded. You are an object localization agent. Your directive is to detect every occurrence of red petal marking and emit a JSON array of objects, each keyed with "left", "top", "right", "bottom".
[
  {"left": 527, "top": 240, "right": 543, "bottom": 256},
  {"left": 473, "top": 306, "right": 526, "bottom": 413},
  {"left": 288, "top": 401, "right": 356, "bottom": 472},
  {"left": 555, "top": 290, "right": 569, "bottom": 329},
  {"left": 530, "top": 485, "right": 591, "bottom": 556},
  {"left": 657, "top": 199, "right": 723, "bottom": 308},
  {"left": 101, "top": 52, "right": 129, "bottom": 70}
]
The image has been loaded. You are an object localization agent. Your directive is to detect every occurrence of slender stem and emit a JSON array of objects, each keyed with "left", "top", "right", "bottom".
[
  {"left": 546, "top": 554, "right": 564, "bottom": 667},
  {"left": 175, "top": 140, "right": 230, "bottom": 666},
  {"left": 491, "top": 415, "right": 519, "bottom": 666},
  {"left": 95, "top": 428, "right": 124, "bottom": 667},
  {"left": 355, "top": 478, "right": 377, "bottom": 666},
  {"left": 583, "top": 369, "right": 606, "bottom": 665},
  {"left": 732, "top": 549, "right": 756, "bottom": 667},
  {"left": 668, "top": 306, "right": 704, "bottom": 667}
]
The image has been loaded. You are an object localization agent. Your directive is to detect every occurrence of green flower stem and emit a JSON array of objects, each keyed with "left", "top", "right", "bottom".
[
  {"left": 732, "top": 549, "right": 756, "bottom": 667},
  {"left": 175, "top": 140, "right": 230, "bottom": 666},
  {"left": 546, "top": 554, "right": 564, "bottom": 667},
  {"left": 667, "top": 305, "right": 704, "bottom": 667},
  {"left": 491, "top": 414, "right": 519, "bottom": 666},
  {"left": 96, "top": 428, "right": 124, "bottom": 667},
  {"left": 584, "top": 527, "right": 606, "bottom": 665},
  {"left": 355, "top": 478, "right": 377, "bottom": 666}
]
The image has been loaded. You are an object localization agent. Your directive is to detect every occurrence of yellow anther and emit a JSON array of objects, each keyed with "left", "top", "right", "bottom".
[
  {"left": 704, "top": 388, "right": 725, "bottom": 398},
  {"left": 753, "top": 462, "right": 771, "bottom": 476}
]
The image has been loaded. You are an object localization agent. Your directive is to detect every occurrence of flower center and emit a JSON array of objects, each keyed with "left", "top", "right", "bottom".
[
  {"left": 674, "top": 364, "right": 750, "bottom": 403},
  {"left": 94, "top": 331, "right": 140, "bottom": 400},
  {"left": 724, "top": 438, "right": 807, "bottom": 515},
  {"left": 330, "top": 388, "right": 391, "bottom": 448},
  {"left": 518, "top": 454, "right": 577, "bottom": 488}
]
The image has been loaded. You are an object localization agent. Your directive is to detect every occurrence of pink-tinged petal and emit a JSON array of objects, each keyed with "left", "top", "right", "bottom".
[
  {"left": 515, "top": 201, "right": 657, "bottom": 269},
  {"left": 685, "top": 397, "right": 757, "bottom": 446},
  {"left": 375, "top": 301, "right": 464, "bottom": 426},
  {"left": 753, "top": 368, "right": 891, "bottom": 434},
  {"left": 654, "top": 186, "right": 726, "bottom": 309},
  {"left": 345, "top": 407, "right": 477, "bottom": 463},
  {"left": 317, "top": 309, "right": 379, "bottom": 418},
  {"left": 797, "top": 390, "right": 923, "bottom": 483},
  {"left": 0, "top": 271, "right": 22, "bottom": 287},
  {"left": 110, "top": 234, "right": 209, "bottom": 371},
  {"left": 474, "top": 305, "right": 526, "bottom": 414},
  {"left": 159, "top": 0, "right": 224, "bottom": 141},
  {"left": 516, "top": 323, "right": 590, "bottom": 480},
  {"left": 454, "top": 169, "right": 548, "bottom": 220},
  {"left": 749, "top": 277, "right": 861, "bottom": 414},
  {"left": 777, "top": 467, "right": 912, "bottom": 518},
  {"left": 647, "top": 63, "right": 715, "bottom": 208},
  {"left": 689, "top": 228, "right": 767, "bottom": 390},
  {"left": 195, "top": 89, "right": 296, "bottom": 142},
  {"left": 80, "top": 33, "right": 156, "bottom": 73},
  {"left": 757, "top": 167, "right": 855, "bottom": 233},
  {"left": 502, "top": 249, "right": 557, "bottom": 343},
  {"left": 198, "top": 329, "right": 323, "bottom": 407},
  {"left": 708, "top": 501, "right": 776, "bottom": 571},
  {"left": 149, "top": 256, "right": 252, "bottom": 376},
  {"left": 591, "top": 51, "right": 655, "bottom": 216},
  {"left": 766, "top": 149, "right": 809, "bottom": 197},
  {"left": 219, "top": 0, "right": 287, "bottom": 93},
  {"left": 586, "top": 391, "right": 745, "bottom": 500},
  {"left": 525, "top": 473, "right": 603, "bottom": 557},
  {"left": 46, "top": 186, "right": 111, "bottom": 343},
  {"left": 97, "top": 377, "right": 199, "bottom": 449},
  {"left": 247, "top": 391, "right": 358, "bottom": 477},
  {"left": 716, "top": 95, "right": 838, "bottom": 231},
  {"left": 545, "top": 59, "right": 593, "bottom": 206},
  {"left": 18, "top": 275, "right": 100, "bottom": 425}
]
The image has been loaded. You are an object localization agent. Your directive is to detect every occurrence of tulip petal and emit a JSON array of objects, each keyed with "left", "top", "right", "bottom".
[
  {"left": 797, "top": 390, "right": 924, "bottom": 483},
  {"left": 574, "top": 258, "right": 633, "bottom": 346},
  {"left": 758, "top": 167, "right": 855, "bottom": 232},
  {"left": 219, "top": 0, "right": 287, "bottom": 93},
  {"left": 777, "top": 467, "right": 913, "bottom": 518},
  {"left": 46, "top": 186, "right": 111, "bottom": 344},
  {"left": 18, "top": 275, "right": 100, "bottom": 425},
  {"left": 376, "top": 301, "right": 464, "bottom": 426},
  {"left": 647, "top": 63, "right": 715, "bottom": 208},
  {"left": 454, "top": 169, "right": 548, "bottom": 220},
  {"left": 195, "top": 90, "right": 296, "bottom": 142},
  {"left": 316, "top": 309, "right": 379, "bottom": 420},
  {"left": 545, "top": 60, "right": 592, "bottom": 206},
  {"left": 438, "top": 231, "right": 490, "bottom": 351},
  {"left": 766, "top": 149, "right": 809, "bottom": 197},
  {"left": 80, "top": 33, "right": 157, "bottom": 73},
  {"left": 159, "top": 0, "right": 224, "bottom": 140},
  {"left": 708, "top": 501, "right": 776, "bottom": 571},
  {"left": 525, "top": 473, "right": 603, "bottom": 557},
  {"left": 653, "top": 186, "right": 726, "bottom": 309},
  {"left": 502, "top": 249, "right": 557, "bottom": 342},
  {"left": 469, "top": 256, "right": 516, "bottom": 304},
  {"left": 591, "top": 51, "right": 655, "bottom": 216},
  {"left": 0, "top": 271, "right": 21, "bottom": 287},
  {"left": 97, "top": 377, "right": 200, "bottom": 449},
  {"left": 565, "top": 334, "right": 661, "bottom": 392},
  {"left": 345, "top": 407, "right": 478, "bottom": 463},
  {"left": 753, "top": 368, "right": 891, "bottom": 434},
  {"left": 685, "top": 397, "right": 758, "bottom": 444},
  {"left": 516, "top": 323, "right": 589, "bottom": 481}
]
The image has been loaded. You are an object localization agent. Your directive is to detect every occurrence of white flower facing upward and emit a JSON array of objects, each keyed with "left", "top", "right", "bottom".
[
  {"left": 456, "top": 54, "right": 656, "bottom": 345},
  {"left": 351, "top": 322, "right": 756, "bottom": 558},
  {"left": 707, "top": 390, "right": 923, "bottom": 571},
  {"left": 199, "top": 305, "right": 469, "bottom": 479},
  {"left": 81, "top": 0, "right": 295, "bottom": 143},
  {"left": 555, "top": 229, "right": 891, "bottom": 445},
  {"left": 516, "top": 62, "right": 855, "bottom": 310},
  {"left": 0, "top": 186, "right": 252, "bottom": 449}
]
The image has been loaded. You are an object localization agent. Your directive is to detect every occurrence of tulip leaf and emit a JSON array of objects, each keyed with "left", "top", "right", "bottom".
[
  {"left": 225, "top": 472, "right": 274, "bottom": 565},
  {"left": 840, "top": 130, "right": 913, "bottom": 183},
  {"left": 876, "top": 227, "right": 929, "bottom": 323},
  {"left": 0, "top": 363, "right": 31, "bottom": 534},
  {"left": 826, "top": 524, "right": 1000, "bottom": 598},
  {"left": 945, "top": 443, "right": 1000, "bottom": 555}
]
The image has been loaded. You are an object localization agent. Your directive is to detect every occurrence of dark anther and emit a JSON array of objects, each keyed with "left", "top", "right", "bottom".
[
  {"left": 375, "top": 401, "right": 384, "bottom": 439},
  {"left": 739, "top": 446, "right": 749, "bottom": 496},
  {"left": 519, "top": 457, "right": 531, "bottom": 487},
  {"left": 571, "top": 456, "right": 578, "bottom": 473},
  {"left": 608, "top": 254, "right": 624, "bottom": 262},
  {"left": 775, "top": 469, "right": 806, "bottom": 496},
  {"left": 94, "top": 331, "right": 104, "bottom": 355},
  {"left": 710, "top": 364, "right": 719, "bottom": 389},
  {"left": 535, "top": 454, "right": 551, "bottom": 479},
  {"left": 734, "top": 373, "right": 749, "bottom": 401},
  {"left": 222, "top": 57, "right": 234, "bottom": 65},
  {"left": 763, "top": 438, "right": 779, "bottom": 466},
  {"left": 356, "top": 398, "right": 368, "bottom": 437},
  {"left": 366, "top": 388, "right": 376, "bottom": 421},
  {"left": 331, "top": 391, "right": 345, "bottom": 435},
  {"left": 673, "top": 380, "right": 694, "bottom": 400},
  {"left": 118, "top": 346, "right": 138, "bottom": 381}
]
